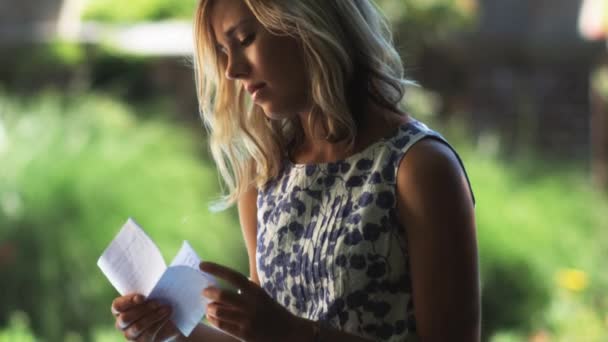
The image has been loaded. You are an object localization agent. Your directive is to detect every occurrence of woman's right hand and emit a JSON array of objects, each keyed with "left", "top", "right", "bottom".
[{"left": 111, "top": 293, "right": 181, "bottom": 341}]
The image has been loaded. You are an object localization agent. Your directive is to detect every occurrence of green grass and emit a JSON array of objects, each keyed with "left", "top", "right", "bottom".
[{"left": 0, "top": 91, "right": 246, "bottom": 340}]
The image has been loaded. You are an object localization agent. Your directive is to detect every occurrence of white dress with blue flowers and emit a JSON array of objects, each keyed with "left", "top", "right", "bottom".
[{"left": 255, "top": 119, "right": 474, "bottom": 341}]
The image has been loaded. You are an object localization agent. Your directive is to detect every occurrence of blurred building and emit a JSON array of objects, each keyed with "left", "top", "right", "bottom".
[
  {"left": 0, "top": 0, "right": 83, "bottom": 43},
  {"left": 0, "top": 0, "right": 198, "bottom": 118},
  {"left": 418, "top": 0, "right": 605, "bottom": 163},
  {"left": 2, "top": 0, "right": 607, "bottom": 176}
]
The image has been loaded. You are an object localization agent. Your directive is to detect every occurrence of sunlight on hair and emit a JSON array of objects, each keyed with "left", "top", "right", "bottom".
[{"left": 193, "top": 0, "right": 414, "bottom": 209}]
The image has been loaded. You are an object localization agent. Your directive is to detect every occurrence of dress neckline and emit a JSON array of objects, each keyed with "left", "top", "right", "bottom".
[{"left": 286, "top": 119, "right": 418, "bottom": 168}]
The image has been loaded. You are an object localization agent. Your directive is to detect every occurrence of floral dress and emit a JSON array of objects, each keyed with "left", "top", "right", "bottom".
[{"left": 256, "top": 119, "right": 474, "bottom": 341}]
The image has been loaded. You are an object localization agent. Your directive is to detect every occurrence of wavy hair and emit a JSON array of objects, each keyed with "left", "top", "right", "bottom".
[{"left": 193, "top": 0, "right": 413, "bottom": 208}]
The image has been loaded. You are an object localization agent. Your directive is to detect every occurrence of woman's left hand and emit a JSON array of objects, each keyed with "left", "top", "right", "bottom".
[{"left": 200, "top": 261, "right": 303, "bottom": 342}]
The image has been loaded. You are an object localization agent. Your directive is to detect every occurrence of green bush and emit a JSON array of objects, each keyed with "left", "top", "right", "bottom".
[
  {"left": 83, "top": 0, "right": 198, "bottom": 23},
  {"left": 377, "top": 0, "right": 477, "bottom": 63},
  {"left": 0, "top": 91, "right": 246, "bottom": 340},
  {"left": 480, "top": 255, "right": 550, "bottom": 339},
  {"left": 449, "top": 137, "right": 608, "bottom": 340},
  {"left": 0, "top": 312, "right": 37, "bottom": 342},
  {"left": 0, "top": 40, "right": 89, "bottom": 93}
]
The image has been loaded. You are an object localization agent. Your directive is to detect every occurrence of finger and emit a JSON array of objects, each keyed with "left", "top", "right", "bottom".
[
  {"left": 126, "top": 307, "right": 170, "bottom": 341},
  {"left": 123, "top": 306, "right": 171, "bottom": 340},
  {"left": 112, "top": 293, "right": 145, "bottom": 315},
  {"left": 207, "top": 302, "right": 246, "bottom": 324},
  {"left": 111, "top": 306, "right": 120, "bottom": 317},
  {"left": 116, "top": 301, "right": 162, "bottom": 330},
  {"left": 151, "top": 319, "right": 177, "bottom": 342},
  {"left": 203, "top": 287, "right": 247, "bottom": 307},
  {"left": 147, "top": 319, "right": 167, "bottom": 342},
  {"left": 200, "top": 262, "right": 251, "bottom": 291},
  {"left": 207, "top": 314, "right": 242, "bottom": 339}
]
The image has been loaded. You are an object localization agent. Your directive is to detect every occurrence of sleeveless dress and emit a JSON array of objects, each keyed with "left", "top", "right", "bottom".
[{"left": 256, "top": 119, "right": 475, "bottom": 341}]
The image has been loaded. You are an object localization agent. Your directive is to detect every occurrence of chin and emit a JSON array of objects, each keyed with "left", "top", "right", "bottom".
[{"left": 260, "top": 106, "right": 294, "bottom": 121}]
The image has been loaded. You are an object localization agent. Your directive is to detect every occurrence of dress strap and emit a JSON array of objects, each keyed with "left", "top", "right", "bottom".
[{"left": 388, "top": 120, "right": 476, "bottom": 206}]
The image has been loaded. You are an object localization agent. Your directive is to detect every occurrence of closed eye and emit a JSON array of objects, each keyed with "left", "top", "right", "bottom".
[
  {"left": 216, "top": 33, "right": 255, "bottom": 56},
  {"left": 240, "top": 33, "right": 255, "bottom": 47}
]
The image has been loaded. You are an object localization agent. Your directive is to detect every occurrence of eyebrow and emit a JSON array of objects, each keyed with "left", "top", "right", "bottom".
[
  {"left": 223, "top": 17, "right": 254, "bottom": 37},
  {"left": 215, "top": 17, "right": 255, "bottom": 50}
]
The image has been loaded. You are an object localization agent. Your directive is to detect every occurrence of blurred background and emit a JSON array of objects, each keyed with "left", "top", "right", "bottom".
[{"left": 0, "top": 0, "right": 607, "bottom": 341}]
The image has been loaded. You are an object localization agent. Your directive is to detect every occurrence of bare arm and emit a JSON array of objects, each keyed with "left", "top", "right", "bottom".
[
  {"left": 237, "top": 185, "right": 261, "bottom": 284},
  {"left": 396, "top": 139, "right": 481, "bottom": 341}
]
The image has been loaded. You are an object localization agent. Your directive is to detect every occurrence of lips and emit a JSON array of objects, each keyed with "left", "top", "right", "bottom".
[{"left": 246, "top": 83, "right": 266, "bottom": 95}]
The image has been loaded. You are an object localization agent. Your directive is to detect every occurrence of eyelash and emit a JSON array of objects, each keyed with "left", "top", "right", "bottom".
[
  {"left": 219, "top": 34, "right": 255, "bottom": 55},
  {"left": 240, "top": 33, "right": 255, "bottom": 46}
]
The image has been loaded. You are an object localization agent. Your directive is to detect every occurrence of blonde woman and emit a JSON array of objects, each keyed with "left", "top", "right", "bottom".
[{"left": 110, "top": 0, "right": 480, "bottom": 341}]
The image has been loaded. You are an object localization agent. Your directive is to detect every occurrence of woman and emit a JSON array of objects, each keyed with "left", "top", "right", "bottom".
[{"left": 110, "top": 0, "right": 480, "bottom": 341}]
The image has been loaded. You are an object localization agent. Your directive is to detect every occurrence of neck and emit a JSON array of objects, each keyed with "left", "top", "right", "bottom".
[{"left": 291, "top": 101, "right": 406, "bottom": 164}]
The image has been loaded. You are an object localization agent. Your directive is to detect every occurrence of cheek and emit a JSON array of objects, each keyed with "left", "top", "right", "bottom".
[
  {"left": 271, "top": 54, "right": 309, "bottom": 104},
  {"left": 259, "top": 36, "right": 307, "bottom": 87},
  {"left": 253, "top": 36, "right": 310, "bottom": 115}
]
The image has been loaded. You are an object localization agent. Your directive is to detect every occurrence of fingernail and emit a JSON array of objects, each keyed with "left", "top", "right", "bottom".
[
  {"left": 202, "top": 288, "right": 211, "bottom": 297},
  {"left": 133, "top": 295, "right": 144, "bottom": 304}
]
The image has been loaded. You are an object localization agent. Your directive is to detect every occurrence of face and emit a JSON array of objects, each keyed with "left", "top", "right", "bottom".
[{"left": 209, "top": 0, "right": 311, "bottom": 120}]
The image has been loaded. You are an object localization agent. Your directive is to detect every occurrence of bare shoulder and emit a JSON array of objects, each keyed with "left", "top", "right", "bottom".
[
  {"left": 396, "top": 137, "right": 473, "bottom": 216},
  {"left": 399, "top": 137, "right": 462, "bottom": 178}
]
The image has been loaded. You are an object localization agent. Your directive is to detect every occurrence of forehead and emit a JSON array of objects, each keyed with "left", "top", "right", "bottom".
[{"left": 209, "top": 0, "right": 255, "bottom": 40}]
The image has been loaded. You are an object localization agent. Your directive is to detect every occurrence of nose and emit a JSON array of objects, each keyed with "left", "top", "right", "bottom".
[{"left": 225, "top": 51, "right": 250, "bottom": 80}]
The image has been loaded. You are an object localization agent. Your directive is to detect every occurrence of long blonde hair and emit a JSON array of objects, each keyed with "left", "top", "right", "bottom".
[{"left": 193, "top": 0, "right": 412, "bottom": 208}]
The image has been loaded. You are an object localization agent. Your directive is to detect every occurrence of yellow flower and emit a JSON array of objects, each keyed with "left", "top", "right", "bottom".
[{"left": 556, "top": 268, "right": 588, "bottom": 292}]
